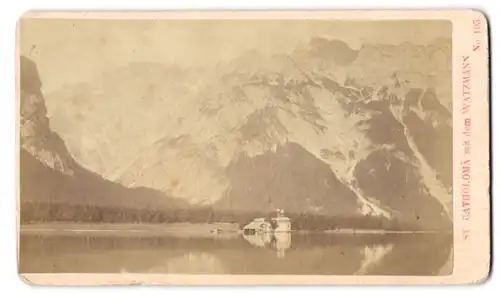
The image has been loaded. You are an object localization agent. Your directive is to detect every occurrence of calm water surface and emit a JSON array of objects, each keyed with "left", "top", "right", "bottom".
[{"left": 19, "top": 232, "right": 453, "bottom": 275}]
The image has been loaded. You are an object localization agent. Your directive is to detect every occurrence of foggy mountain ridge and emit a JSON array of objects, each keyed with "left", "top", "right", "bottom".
[
  {"left": 22, "top": 37, "right": 452, "bottom": 229},
  {"left": 19, "top": 56, "right": 190, "bottom": 212}
]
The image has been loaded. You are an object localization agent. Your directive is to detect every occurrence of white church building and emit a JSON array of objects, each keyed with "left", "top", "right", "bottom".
[{"left": 242, "top": 209, "right": 291, "bottom": 235}]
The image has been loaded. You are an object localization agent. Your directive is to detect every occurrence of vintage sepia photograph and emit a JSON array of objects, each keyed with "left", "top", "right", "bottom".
[{"left": 17, "top": 14, "right": 457, "bottom": 279}]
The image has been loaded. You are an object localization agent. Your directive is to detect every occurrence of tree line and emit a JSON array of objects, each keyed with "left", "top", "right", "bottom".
[{"left": 20, "top": 201, "right": 430, "bottom": 231}]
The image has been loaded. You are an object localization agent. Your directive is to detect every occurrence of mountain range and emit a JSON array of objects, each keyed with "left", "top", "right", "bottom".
[{"left": 19, "top": 36, "right": 453, "bottom": 230}]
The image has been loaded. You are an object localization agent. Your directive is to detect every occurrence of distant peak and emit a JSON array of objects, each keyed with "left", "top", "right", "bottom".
[
  {"left": 307, "top": 37, "right": 359, "bottom": 66},
  {"left": 20, "top": 55, "right": 42, "bottom": 93},
  {"left": 309, "top": 37, "right": 355, "bottom": 50}
]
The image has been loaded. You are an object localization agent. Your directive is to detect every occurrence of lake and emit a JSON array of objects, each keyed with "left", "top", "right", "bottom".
[{"left": 19, "top": 230, "right": 453, "bottom": 275}]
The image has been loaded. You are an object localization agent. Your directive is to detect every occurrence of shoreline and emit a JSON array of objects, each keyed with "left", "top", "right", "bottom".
[
  {"left": 20, "top": 222, "right": 241, "bottom": 238},
  {"left": 19, "top": 223, "right": 452, "bottom": 237}
]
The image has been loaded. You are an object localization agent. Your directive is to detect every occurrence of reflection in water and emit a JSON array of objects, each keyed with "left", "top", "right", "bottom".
[
  {"left": 147, "top": 252, "right": 225, "bottom": 274},
  {"left": 242, "top": 231, "right": 392, "bottom": 265},
  {"left": 19, "top": 232, "right": 453, "bottom": 275},
  {"left": 274, "top": 232, "right": 292, "bottom": 259},
  {"left": 355, "top": 244, "right": 394, "bottom": 275},
  {"left": 242, "top": 232, "right": 292, "bottom": 258},
  {"left": 243, "top": 232, "right": 273, "bottom": 248}
]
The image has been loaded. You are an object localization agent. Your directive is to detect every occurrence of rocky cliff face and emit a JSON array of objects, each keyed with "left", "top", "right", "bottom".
[
  {"left": 20, "top": 56, "right": 76, "bottom": 175},
  {"left": 19, "top": 56, "right": 187, "bottom": 210},
  {"left": 39, "top": 38, "right": 452, "bottom": 229}
]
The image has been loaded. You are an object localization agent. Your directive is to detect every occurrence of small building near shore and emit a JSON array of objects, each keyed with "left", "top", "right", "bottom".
[
  {"left": 242, "top": 209, "right": 291, "bottom": 235},
  {"left": 273, "top": 209, "right": 291, "bottom": 232},
  {"left": 242, "top": 218, "right": 272, "bottom": 235}
]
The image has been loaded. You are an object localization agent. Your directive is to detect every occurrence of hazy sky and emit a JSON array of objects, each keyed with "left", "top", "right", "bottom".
[{"left": 19, "top": 18, "right": 451, "bottom": 93}]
